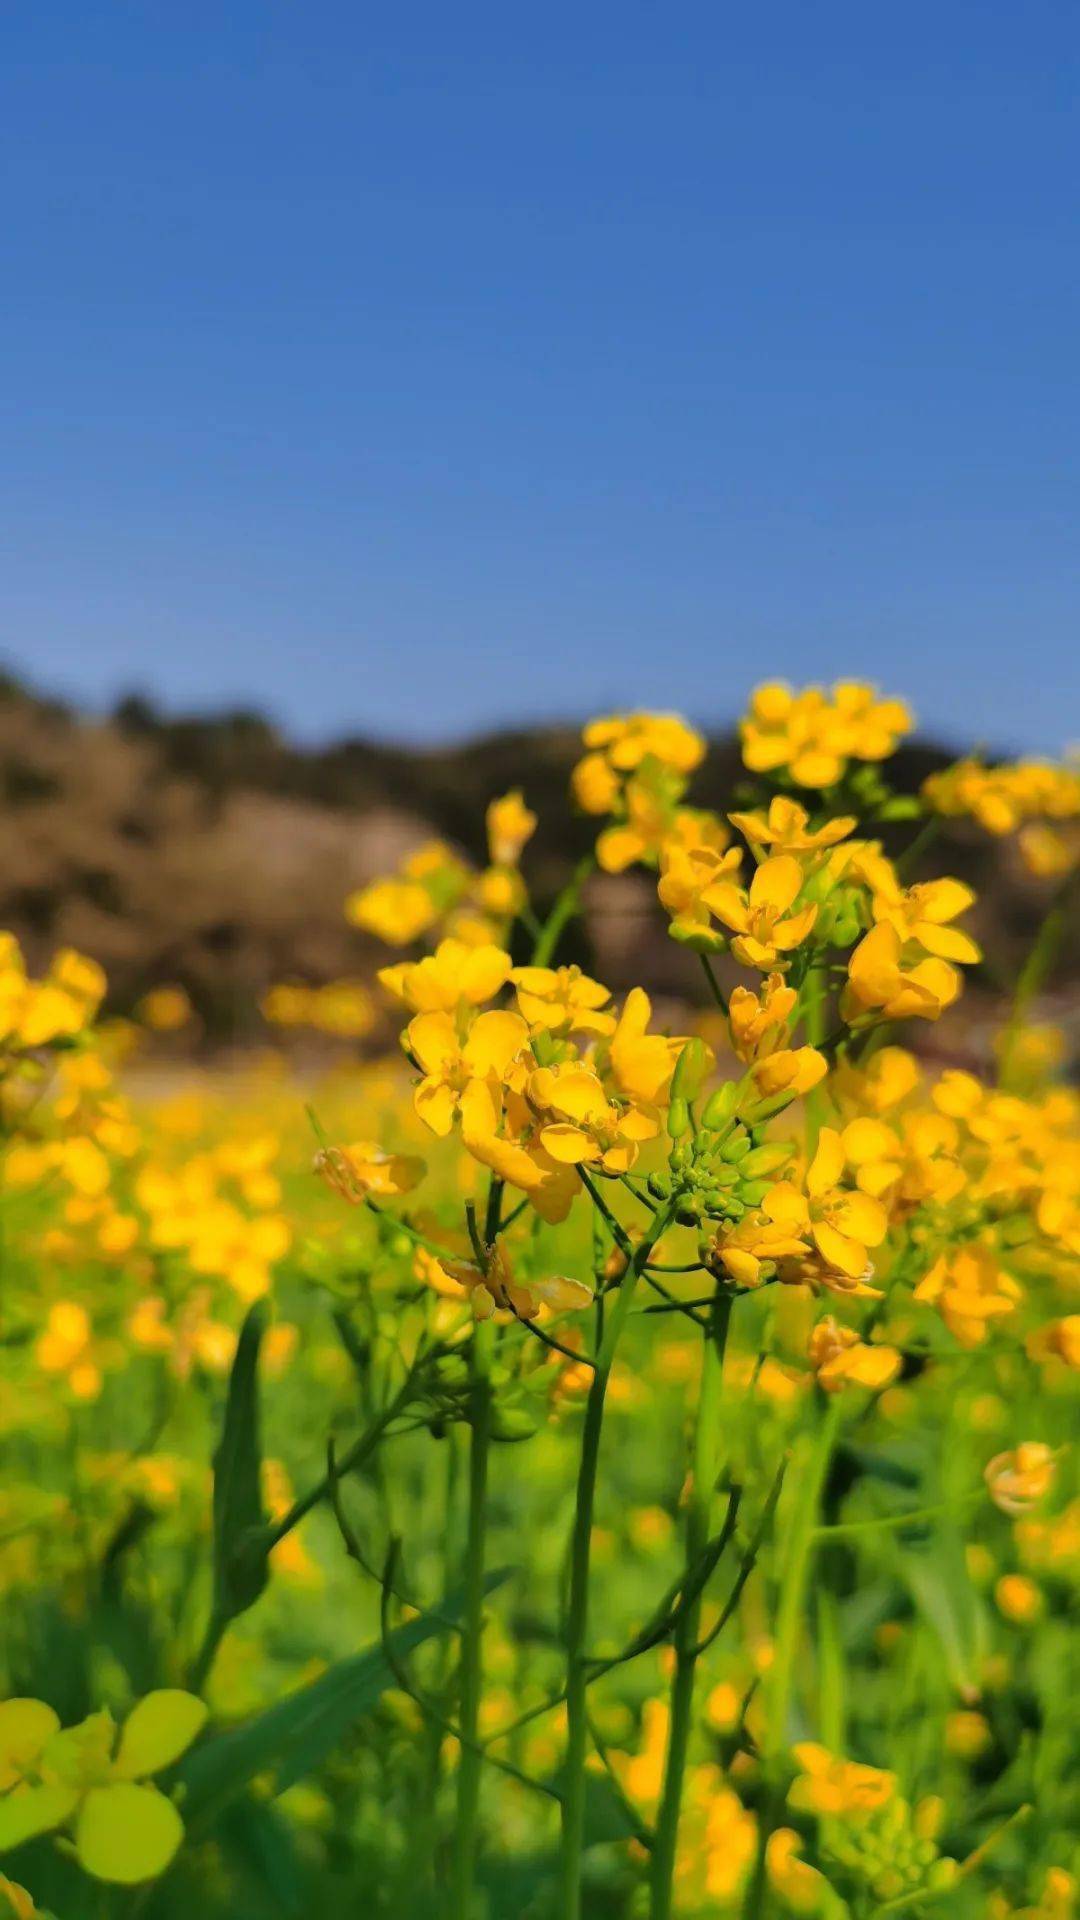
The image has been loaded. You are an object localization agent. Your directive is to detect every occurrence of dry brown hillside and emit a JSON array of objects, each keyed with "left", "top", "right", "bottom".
[{"left": 0, "top": 672, "right": 1072, "bottom": 1048}]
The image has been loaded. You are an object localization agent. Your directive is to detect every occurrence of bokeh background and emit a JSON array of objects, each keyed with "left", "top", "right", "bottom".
[{"left": 2, "top": 0, "right": 1076, "bottom": 1039}]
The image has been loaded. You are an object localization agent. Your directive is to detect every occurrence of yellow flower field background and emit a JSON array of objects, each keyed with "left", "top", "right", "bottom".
[{"left": 0, "top": 681, "right": 1078, "bottom": 1920}]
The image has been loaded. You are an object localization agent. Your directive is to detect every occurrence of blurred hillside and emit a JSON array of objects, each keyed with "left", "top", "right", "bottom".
[{"left": 0, "top": 670, "right": 1072, "bottom": 1048}]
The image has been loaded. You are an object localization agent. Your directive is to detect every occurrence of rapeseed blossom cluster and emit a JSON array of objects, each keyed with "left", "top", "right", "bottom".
[{"left": 1, "top": 677, "right": 1077, "bottom": 1917}]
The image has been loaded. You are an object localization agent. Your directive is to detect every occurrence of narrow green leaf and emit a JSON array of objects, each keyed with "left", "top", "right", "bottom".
[
  {"left": 894, "top": 1526, "right": 986, "bottom": 1696},
  {"left": 177, "top": 1569, "right": 512, "bottom": 1824},
  {"left": 211, "top": 1300, "right": 271, "bottom": 1623}
]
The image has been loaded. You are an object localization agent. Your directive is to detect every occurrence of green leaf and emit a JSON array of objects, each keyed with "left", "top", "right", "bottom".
[
  {"left": 211, "top": 1300, "right": 271, "bottom": 1624},
  {"left": 176, "top": 1570, "right": 511, "bottom": 1825},
  {"left": 894, "top": 1526, "right": 986, "bottom": 1696}
]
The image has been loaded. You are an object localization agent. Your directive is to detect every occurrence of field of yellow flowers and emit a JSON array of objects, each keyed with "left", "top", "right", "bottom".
[{"left": 1, "top": 684, "right": 1078, "bottom": 1920}]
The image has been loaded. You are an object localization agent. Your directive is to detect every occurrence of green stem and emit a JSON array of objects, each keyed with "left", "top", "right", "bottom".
[
  {"left": 532, "top": 854, "right": 595, "bottom": 966},
  {"left": 558, "top": 1202, "right": 674, "bottom": 1919},
  {"left": 649, "top": 1291, "right": 732, "bottom": 1920},
  {"left": 999, "top": 873, "right": 1075, "bottom": 1084},
  {"left": 699, "top": 952, "right": 729, "bottom": 1018},
  {"left": 450, "top": 1317, "right": 494, "bottom": 1920},
  {"left": 895, "top": 811, "right": 942, "bottom": 879},
  {"left": 746, "top": 1394, "right": 843, "bottom": 1918},
  {"left": 801, "top": 963, "right": 829, "bottom": 1152},
  {"left": 188, "top": 1606, "right": 228, "bottom": 1694}
]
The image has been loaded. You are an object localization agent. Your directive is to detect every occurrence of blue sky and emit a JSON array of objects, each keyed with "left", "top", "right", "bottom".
[{"left": 1, "top": 2, "right": 1077, "bottom": 750}]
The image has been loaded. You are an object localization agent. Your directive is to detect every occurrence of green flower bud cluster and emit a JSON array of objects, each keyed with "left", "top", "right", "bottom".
[
  {"left": 646, "top": 1110, "right": 792, "bottom": 1230},
  {"left": 812, "top": 885, "right": 865, "bottom": 951},
  {"left": 423, "top": 1348, "right": 547, "bottom": 1443},
  {"left": 825, "top": 1799, "right": 956, "bottom": 1905}
]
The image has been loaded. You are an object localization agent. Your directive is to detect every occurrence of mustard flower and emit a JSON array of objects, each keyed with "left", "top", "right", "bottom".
[
  {"left": 840, "top": 1110, "right": 964, "bottom": 1209},
  {"left": 807, "top": 1316, "right": 901, "bottom": 1393},
  {"left": 607, "top": 986, "right": 705, "bottom": 1110},
  {"left": 766, "top": 1830, "right": 836, "bottom": 1914},
  {"left": 788, "top": 1742, "right": 896, "bottom": 1820},
  {"left": 509, "top": 963, "right": 615, "bottom": 1036},
  {"left": 346, "top": 878, "right": 440, "bottom": 946},
  {"left": 740, "top": 680, "right": 912, "bottom": 789},
  {"left": 845, "top": 921, "right": 961, "bottom": 1022},
  {"left": 682, "top": 854, "right": 818, "bottom": 970},
  {"left": 713, "top": 1210, "right": 814, "bottom": 1289},
  {"left": 135, "top": 985, "right": 193, "bottom": 1032},
  {"left": 757, "top": 1129, "right": 889, "bottom": 1290},
  {"left": 1027, "top": 1315, "right": 1080, "bottom": 1370},
  {"left": 727, "top": 972, "right": 827, "bottom": 1098},
  {"left": 379, "top": 938, "right": 513, "bottom": 1013},
  {"left": 485, "top": 789, "right": 537, "bottom": 867},
  {"left": 579, "top": 711, "right": 706, "bottom": 779},
  {"left": 461, "top": 1101, "right": 581, "bottom": 1223},
  {"left": 869, "top": 873, "right": 982, "bottom": 967},
  {"left": 984, "top": 1442, "right": 1057, "bottom": 1515},
  {"left": 923, "top": 755, "right": 1080, "bottom": 836},
  {"left": 405, "top": 1009, "right": 530, "bottom": 1138},
  {"left": 346, "top": 840, "right": 472, "bottom": 946},
  {"left": 526, "top": 1061, "right": 659, "bottom": 1174},
  {"left": 0, "top": 1691, "right": 207, "bottom": 1883},
  {"left": 657, "top": 840, "right": 745, "bottom": 948},
  {"left": 729, "top": 794, "right": 857, "bottom": 855},
  {"left": 314, "top": 1141, "right": 426, "bottom": 1202},
  {"left": 440, "top": 1236, "right": 592, "bottom": 1322},
  {"left": 995, "top": 1573, "right": 1044, "bottom": 1624},
  {"left": 914, "top": 1245, "right": 1021, "bottom": 1346}
]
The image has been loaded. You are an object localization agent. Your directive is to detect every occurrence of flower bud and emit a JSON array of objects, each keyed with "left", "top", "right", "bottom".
[{"left": 702, "top": 1083, "right": 738, "bottom": 1129}]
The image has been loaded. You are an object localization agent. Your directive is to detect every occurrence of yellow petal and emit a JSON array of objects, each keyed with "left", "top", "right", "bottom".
[
  {"left": 762, "top": 1182, "right": 811, "bottom": 1231},
  {"left": 463, "top": 1011, "right": 529, "bottom": 1078},
  {"left": 596, "top": 825, "right": 646, "bottom": 872},
  {"left": 0, "top": 1699, "right": 60, "bottom": 1778},
  {"left": 830, "top": 1190, "right": 888, "bottom": 1249},
  {"left": 538, "top": 1123, "right": 596, "bottom": 1165},
  {"left": 461, "top": 946, "right": 514, "bottom": 1003},
  {"left": 459, "top": 1077, "right": 501, "bottom": 1143},
  {"left": 914, "top": 878, "right": 975, "bottom": 923},
  {"left": 414, "top": 1079, "right": 457, "bottom": 1137},
  {"left": 0, "top": 1782, "right": 79, "bottom": 1850},
  {"left": 790, "top": 749, "right": 843, "bottom": 788},
  {"left": 916, "top": 924, "right": 981, "bottom": 964},
  {"left": 406, "top": 1011, "right": 459, "bottom": 1074},
  {"left": 720, "top": 1248, "right": 761, "bottom": 1287},
  {"left": 807, "top": 1128, "right": 844, "bottom": 1198},
  {"left": 114, "top": 1692, "right": 208, "bottom": 1781},
  {"left": 704, "top": 882, "right": 750, "bottom": 933},
  {"left": 749, "top": 856, "right": 802, "bottom": 916},
  {"left": 812, "top": 1221, "right": 869, "bottom": 1278},
  {"left": 76, "top": 1783, "right": 184, "bottom": 1885},
  {"left": 841, "top": 1118, "right": 898, "bottom": 1165},
  {"left": 539, "top": 1068, "right": 610, "bottom": 1126},
  {"left": 845, "top": 1345, "right": 902, "bottom": 1391},
  {"left": 530, "top": 1275, "right": 593, "bottom": 1313},
  {"left": 772, "top": 904, "right": 818, "bottom": 949},
  {"left": 848, "top": 923, "right": 901, "bottom": 1002}
]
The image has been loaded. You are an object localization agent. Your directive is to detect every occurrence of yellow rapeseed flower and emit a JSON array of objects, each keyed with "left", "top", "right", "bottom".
[
  {"left": 405, "top": 1008, "right": 530, "bottom": 1138},
  {"left": 379, "top": 939, "right": 513, "bottom": 1013},
  {"left": 740, "top": 681, "right": 912, "bottom": 788},
  {"left": 984, "top": 1442, "right": 1056, "bottom": 1515},
  {"left": 807, "top": 1316, "right": 901, "bottom": 1393},
  {"left": 0, "top": 1691, "right": 206, "bottom": 1884}
]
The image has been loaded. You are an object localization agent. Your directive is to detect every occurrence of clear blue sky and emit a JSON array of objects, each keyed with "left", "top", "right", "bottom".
[{"left": 2, "top": 2, "right": 1077, "bottom": 751}]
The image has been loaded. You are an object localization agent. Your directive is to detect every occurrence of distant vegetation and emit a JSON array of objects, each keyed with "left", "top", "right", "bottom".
[{"left": 0, "top": 670, "right": 1068, "bottom": 1042}]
